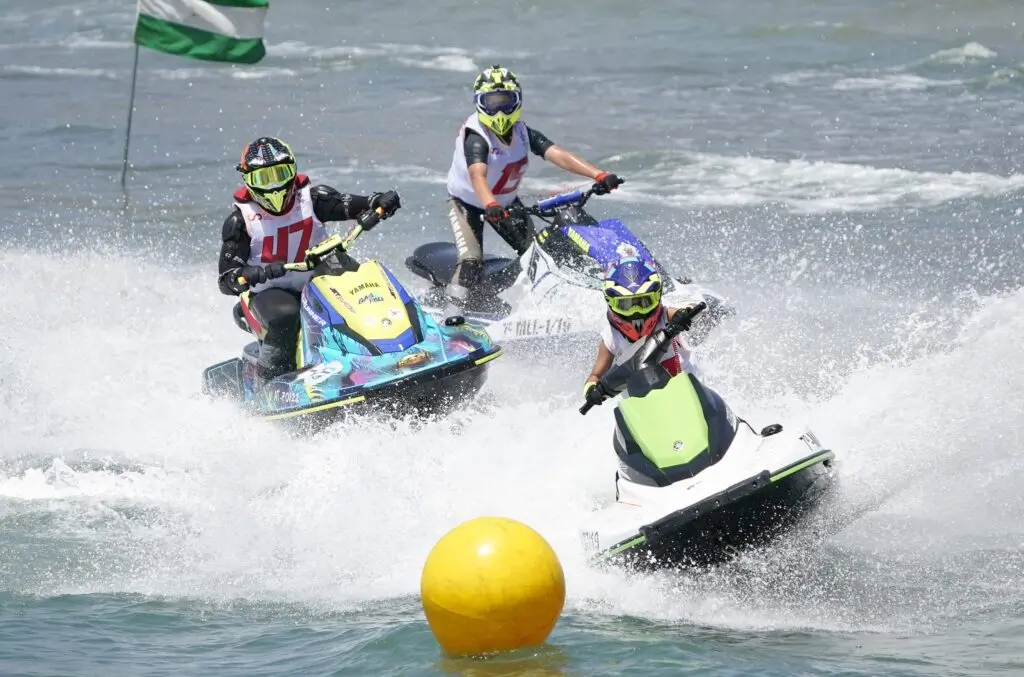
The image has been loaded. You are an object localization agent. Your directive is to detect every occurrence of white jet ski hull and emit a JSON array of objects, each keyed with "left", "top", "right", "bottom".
[{"left": 580, "top": 422, "right": 837, "bottom": 570}]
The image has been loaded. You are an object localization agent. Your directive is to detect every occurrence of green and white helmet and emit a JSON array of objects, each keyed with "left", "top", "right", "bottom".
[{"left": 473, "top": 64, "right": 522, "bottom": 137}]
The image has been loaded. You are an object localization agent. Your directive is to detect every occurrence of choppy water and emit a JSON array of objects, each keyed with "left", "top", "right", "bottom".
[{"left": 2, "top": 0, "right": 1023, "bottom": 675}]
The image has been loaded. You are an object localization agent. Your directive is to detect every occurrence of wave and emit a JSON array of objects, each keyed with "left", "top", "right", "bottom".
[{"left": 603, "top": 150, "right": 1024, "bottom": 213}]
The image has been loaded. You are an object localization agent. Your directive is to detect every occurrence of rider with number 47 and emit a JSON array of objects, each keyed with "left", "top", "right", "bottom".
[
  {"left": 217, "top": 136, "right": 402, "bottom": 385},
  {"left": 445, "top": 64, "right": 625, "bottom": 313}
]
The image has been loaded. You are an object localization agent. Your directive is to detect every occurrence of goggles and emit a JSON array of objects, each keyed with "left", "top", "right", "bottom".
[
  {"left": 244, "top": 162, "right": 296, "bottom": 190},
  {"left": 607, "top": 291, "right": 661, "bottom": 316},
  {"left": 475, "top": 90, "right": 521, "bottom": 116}
]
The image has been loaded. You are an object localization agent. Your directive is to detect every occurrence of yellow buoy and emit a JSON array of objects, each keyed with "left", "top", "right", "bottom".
[{"left": 420, "top": 516, "right": 566, "bottom": 656}]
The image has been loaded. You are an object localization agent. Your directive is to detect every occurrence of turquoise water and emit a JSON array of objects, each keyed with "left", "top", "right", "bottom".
[{"left": 2, "top": 0, "right": 1024, "bottom": 674}]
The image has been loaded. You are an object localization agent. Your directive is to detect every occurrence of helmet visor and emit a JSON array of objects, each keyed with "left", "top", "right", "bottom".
[
  {"left": 244, "top": 162, "right": 296, "bottom": 190},
  {"left": 608, "top": 291, "right": 660, "bottom": 316},
  {"left": 476, "top": 90, "right": 521, "bottom": 116}
]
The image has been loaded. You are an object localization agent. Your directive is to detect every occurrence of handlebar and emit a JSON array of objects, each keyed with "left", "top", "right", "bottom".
[
  {"left": 236, "top": 207, "right": 384, "bottom": 285},
  {"left": 522, "top": 176, "right": 622, "bottom": 218},
  {"left": 578, "top": 301, "right": 707, "bottom": 416},
  {"left": 527, "top": 187, "right": 595, "bottom": 216}
]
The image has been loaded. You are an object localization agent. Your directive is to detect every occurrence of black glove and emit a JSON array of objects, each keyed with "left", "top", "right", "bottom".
[
  {"left": 238, "top": 265, "right": 268, "bottom": 287},
  {"left": 583, "top": 380, "right": 609, "bottom": 407},
  {"left": 234, "top": 263, "right": 286, "bottom": 289},
  {"left": 368, "top": 190, "right": 401, "bottom": 219},
  {"left": 593, "top": 172, "right": 624, "bottom": 195},
  {"left": 668, "top": 304, "right": 699, "bottom": 333},
  {"left": 264, "top": 262, "right": 287, "bottom": 279},
  {"left": 484, "top": 202, "right": 510, "bottom": 225}
]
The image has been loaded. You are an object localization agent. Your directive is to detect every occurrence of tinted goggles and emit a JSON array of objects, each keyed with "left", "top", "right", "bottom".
[
  {"left": 244, "top": 162, "right": 296, "bottom": 190},
  {"left": 475, "top": 90, "right": 521, "bottom": 116}
]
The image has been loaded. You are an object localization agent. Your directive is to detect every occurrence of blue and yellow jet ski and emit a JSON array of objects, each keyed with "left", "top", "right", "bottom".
[{"left": 201, "top": 209, "right": 503, "bottom": 427}]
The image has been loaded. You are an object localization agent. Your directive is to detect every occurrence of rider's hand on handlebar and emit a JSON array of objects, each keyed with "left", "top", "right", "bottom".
[
  {"left": 237, "top": 263, "right": 286, "bottom": 288},
  {"left": 668, "top": 302, "right": 705, "bottom": 333},
  {"left": 368, "top": 190, "right": 402, "bottom": 221},
  {"left": 238, "top": 265, "right": 267, "bottom": 286},
  {"left": 484, "top": 201, "right": 510, "bottom": 225},
  {"left": 265, "top": 262, "right": 287, "bottom": 280},
  {"left": 584, "top": 380, "right": 609, "bottom": 407},
  {"left": 592, "top": 172, "right": 624, "bottom": 195}
]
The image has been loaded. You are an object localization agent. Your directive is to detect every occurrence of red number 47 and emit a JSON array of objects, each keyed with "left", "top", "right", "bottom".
[{"left": 260, "top": 217, "right": 313, "bottom": 264}]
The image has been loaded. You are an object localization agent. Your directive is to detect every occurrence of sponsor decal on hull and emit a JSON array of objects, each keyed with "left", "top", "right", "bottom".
[{"left": 501, "top": 316, "right": 574, "bottom": 338}]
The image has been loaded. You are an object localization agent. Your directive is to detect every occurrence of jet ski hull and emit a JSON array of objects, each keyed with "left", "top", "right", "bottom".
[
  {"left": 586, "top": 451, "right": 835, "bottom": 571},
  {"left": 202, "top": 342, "right": 501, "bottom": 430},
  {"left": 405, "top": 236, "right": 735, "bottom": 348},
  {"left": 203, "top": 246, "right": 504, "bottom": 431},
  {"left": 410, "top": 259, "right": 730, "bottom": 352},
  {"left": 580, "top": 417, "right": 837, "bottom": 572}
]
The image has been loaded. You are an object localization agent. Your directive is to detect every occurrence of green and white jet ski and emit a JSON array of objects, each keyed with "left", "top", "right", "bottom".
[{"left": 577, "top": 303, "right": 837, "bottom": 571}]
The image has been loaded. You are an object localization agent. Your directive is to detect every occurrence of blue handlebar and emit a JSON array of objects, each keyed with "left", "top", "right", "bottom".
[{"left": 535, "top": 190, "right": 584, "bottom": 212}]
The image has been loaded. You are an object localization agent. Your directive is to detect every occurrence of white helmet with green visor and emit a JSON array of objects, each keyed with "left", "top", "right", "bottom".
[{"left": 473, "top": 65, "right": 522, "bottom": 137}]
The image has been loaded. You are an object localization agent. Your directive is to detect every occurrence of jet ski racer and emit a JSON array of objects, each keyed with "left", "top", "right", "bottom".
[
  {"left": 217, "top": 136, "right": 402, "bottom": 385},
  {"left": 445, "top": 64, "right": 624, "bottom": 312},
  {"left": 583, "top": 257, "right": 700, "bottom": 407}
]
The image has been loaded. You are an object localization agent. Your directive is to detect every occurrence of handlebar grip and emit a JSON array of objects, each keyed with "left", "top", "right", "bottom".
[
  {"left": 670, "top": 301, "right": 707, "bottom": 332},
  {"left": 358, "top": 206, "right": 386, "bottom": 228},
  {"left": 579, "top": 401, "right": 595, "bottom": 415}
]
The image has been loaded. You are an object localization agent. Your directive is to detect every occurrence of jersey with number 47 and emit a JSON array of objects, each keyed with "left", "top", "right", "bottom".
[
  {"left": 446, "top": 113, "right": 529, "bottom": 209},
  {"left": 234, "top": 177, "right": 329, "bottom": 294}
]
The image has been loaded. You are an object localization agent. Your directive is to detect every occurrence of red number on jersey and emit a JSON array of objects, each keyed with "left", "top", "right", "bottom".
[
  {"left": 260, "top": 218, "right": 314, "bottom": 264},
  {"left": 492, "top": 157, "right": 528, "bottom": 195}
]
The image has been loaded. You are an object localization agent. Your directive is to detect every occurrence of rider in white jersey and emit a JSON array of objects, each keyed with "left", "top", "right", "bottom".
[
  {"left": 217, "top": 137, "right": 401, "bottom": 383},
  {"left": 583, "top": 257, "right": 700, "bottom": 406},
  {"left": 444, "top": 64, "right": 625, "bottom": 313}
]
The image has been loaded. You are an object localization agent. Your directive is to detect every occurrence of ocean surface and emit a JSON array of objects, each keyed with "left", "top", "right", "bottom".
[{"left": 2, "top": 0, "right": 1023, "bottom": 675}]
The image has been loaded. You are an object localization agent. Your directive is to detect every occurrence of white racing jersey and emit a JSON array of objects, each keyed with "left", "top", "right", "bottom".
[
  {"left": 235, "top": 180, "right": 329, "bottom": 293},
  {"left": 447, "top": 113, "right": 530, "bottom": 208},
  {"left": 601, "top": 310, "right": 695, "bottom": 375}
]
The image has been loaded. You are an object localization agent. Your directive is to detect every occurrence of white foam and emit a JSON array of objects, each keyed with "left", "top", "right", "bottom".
[
  {"left": 833, "top": 73, "right": 964, "bottom": 91},
  {"left": 395, "top": 54, "right": 479, "bottom": 73},
  {"left": 3, "top": 248, "right": 1023, "bottom": 630},
  {"left": 1, "top": 64, "right": 118, "bottom": 79},
  {"left": 230, "top": 67, "right": 301, "bottom": 80},
  {"left": 266, "top": 40, "right": 493, "bottom": 73},
  {"left": 928, "top": 42, "right": 998, "bottom": 65},
  {"left": 615, "top": 151, "right": 1024, "bottom": 214},
  {"left": 64, "top": 34, "right": 125, "bottom": 50}
]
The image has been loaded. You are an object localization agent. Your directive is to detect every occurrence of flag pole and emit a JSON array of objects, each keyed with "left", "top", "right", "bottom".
[{"left": 120, "top": 42, "right": 140, "bottom": 205}]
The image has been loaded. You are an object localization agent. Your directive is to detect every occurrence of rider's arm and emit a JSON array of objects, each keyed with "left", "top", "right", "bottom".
[
  {"left": 463, "top": 128, "right": 498, "bottom": 208},
  {"left": 529, "top": 125, "right": 605, "bottom": 180},
  {"left": 310, "top": 185, "right": 373, "bottom": 222},
  {"left": 526, "top": 126, "right": 555, "bottom": 158},
  {"left": 585, "top": 341, "right": 614, "bottom": 387},
  {"left": 217, "top": 209, "right": 251, "bottom": 296}
]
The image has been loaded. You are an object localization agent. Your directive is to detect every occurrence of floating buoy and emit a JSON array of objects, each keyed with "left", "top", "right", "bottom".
[{"left": 421, "top": 516, "right": 565, "bottom": 656}]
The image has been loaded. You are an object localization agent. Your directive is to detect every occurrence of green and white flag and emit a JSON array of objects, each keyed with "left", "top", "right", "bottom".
[{"left": 133, "top": 0, "right": 269, "bottom": 64}]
